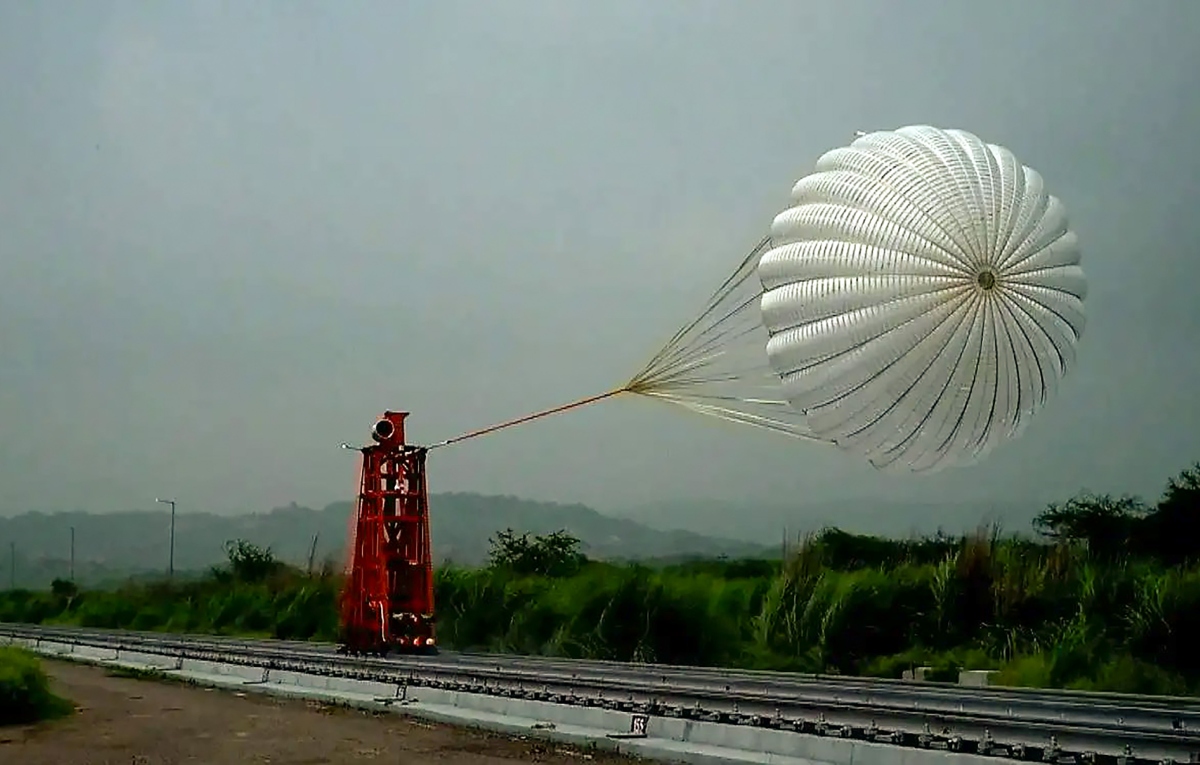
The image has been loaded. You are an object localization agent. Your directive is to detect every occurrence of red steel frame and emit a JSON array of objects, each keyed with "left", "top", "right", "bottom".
[{"left": 338, "top": 411, "right": 437, "bottom": 655}]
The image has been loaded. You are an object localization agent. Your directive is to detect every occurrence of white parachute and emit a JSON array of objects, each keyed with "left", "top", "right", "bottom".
[
  {"left": 436, "top": 125, "right": 1088, "bottom": 474},
  {"left": 758, "top": 126, "right": 1086, "bottom": 470}
]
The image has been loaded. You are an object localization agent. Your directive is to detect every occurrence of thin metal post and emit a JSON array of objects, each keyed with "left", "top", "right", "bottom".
[{"left": 156, "top": 498, "right": 177, "bottom": 580}]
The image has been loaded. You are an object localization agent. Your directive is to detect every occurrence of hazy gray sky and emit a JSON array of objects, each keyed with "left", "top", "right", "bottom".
[{"left": 2, "top": 1, "right": 1198, "bottom": 524}]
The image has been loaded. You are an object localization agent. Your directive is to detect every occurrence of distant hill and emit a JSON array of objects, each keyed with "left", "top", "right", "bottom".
[
  {"left": 0, "top": 493, "right": 769, "bottom": 589},
  {"left": 616, "top": 497, "right": 1044, "bottom": 545}
]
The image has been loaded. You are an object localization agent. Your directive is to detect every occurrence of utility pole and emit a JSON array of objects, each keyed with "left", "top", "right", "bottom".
[
  {"left": 70, "top": 525, "right": 75, "bottom": 582},
  {"left": 156, "top": 498, "right": 177, "bottom": 580},
  {"left": 9, "top": 541, "right": 14, "bottom": 589},
  {"left": 307, "top": 533, "right": 320, "bottom": 576}
]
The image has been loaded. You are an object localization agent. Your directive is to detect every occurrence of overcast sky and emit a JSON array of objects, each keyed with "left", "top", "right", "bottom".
[{"left": 2, "top": 1, "right": 1198, "bottom": 525}]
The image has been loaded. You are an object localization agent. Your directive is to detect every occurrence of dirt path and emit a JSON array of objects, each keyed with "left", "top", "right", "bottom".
[{"left": 1, "top": 659, "right": 649, "bottom": 764}]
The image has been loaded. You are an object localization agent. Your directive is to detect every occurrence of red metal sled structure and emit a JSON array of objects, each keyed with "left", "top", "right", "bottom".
[{"left": 338, "top": 411, "right": 437, "bottom": 656}]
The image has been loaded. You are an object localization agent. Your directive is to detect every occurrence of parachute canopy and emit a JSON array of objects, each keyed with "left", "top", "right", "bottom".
[
  {"left": 757, "top": 126, "right": 1086, "bottom": 471},
  {"left": 434, "top": 125, "right": 1088, "bottom": 475}
]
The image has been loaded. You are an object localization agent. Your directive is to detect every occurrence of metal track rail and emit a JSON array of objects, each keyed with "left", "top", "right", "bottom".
[{"left": 3, "top": 623, "right": 1197, "bottom": 764}]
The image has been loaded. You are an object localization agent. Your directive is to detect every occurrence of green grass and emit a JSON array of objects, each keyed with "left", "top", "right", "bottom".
[{"left": 0, "top": 647, "right": 73, "bottom": 726}]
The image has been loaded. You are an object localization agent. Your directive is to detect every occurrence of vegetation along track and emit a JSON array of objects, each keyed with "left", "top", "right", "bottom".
[{"left": 3, "top": 623, "right": 1198, "bottom": 764}]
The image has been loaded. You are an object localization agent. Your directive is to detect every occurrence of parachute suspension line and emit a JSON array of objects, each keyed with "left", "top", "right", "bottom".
[
  {"left": 637, "top": 391, "right": 826, "bottom": 441},
  {"left": 624, "top": 235, "right": 771, "bottom": 391},
  {"left": 426, "top": 234, "right": 829, "bottom": 451},
  {"left": 426, "top": 388, "right": 629, "bottom": 450},
  {"left": 617, "top": 235, "right": 825, "bottom": 442}
]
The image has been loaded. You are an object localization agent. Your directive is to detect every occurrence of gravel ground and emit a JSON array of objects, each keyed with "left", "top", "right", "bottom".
[{"left": 1, "top": 659, "right": 651, "bottom": 765}]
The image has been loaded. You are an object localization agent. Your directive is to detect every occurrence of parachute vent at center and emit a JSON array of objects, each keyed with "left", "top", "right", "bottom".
[{"left": 757, "top": 125, "right": 1088, "bottom": 472}]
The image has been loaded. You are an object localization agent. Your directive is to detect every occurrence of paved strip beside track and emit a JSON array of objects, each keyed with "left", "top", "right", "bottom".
[{"left": 3, "top": 623, "right": 1198, "bottom": 765}]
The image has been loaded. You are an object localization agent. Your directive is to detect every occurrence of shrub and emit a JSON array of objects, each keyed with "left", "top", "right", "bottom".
[{"left": 0, "top": 647, "right": 72, "bottom": 726}]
